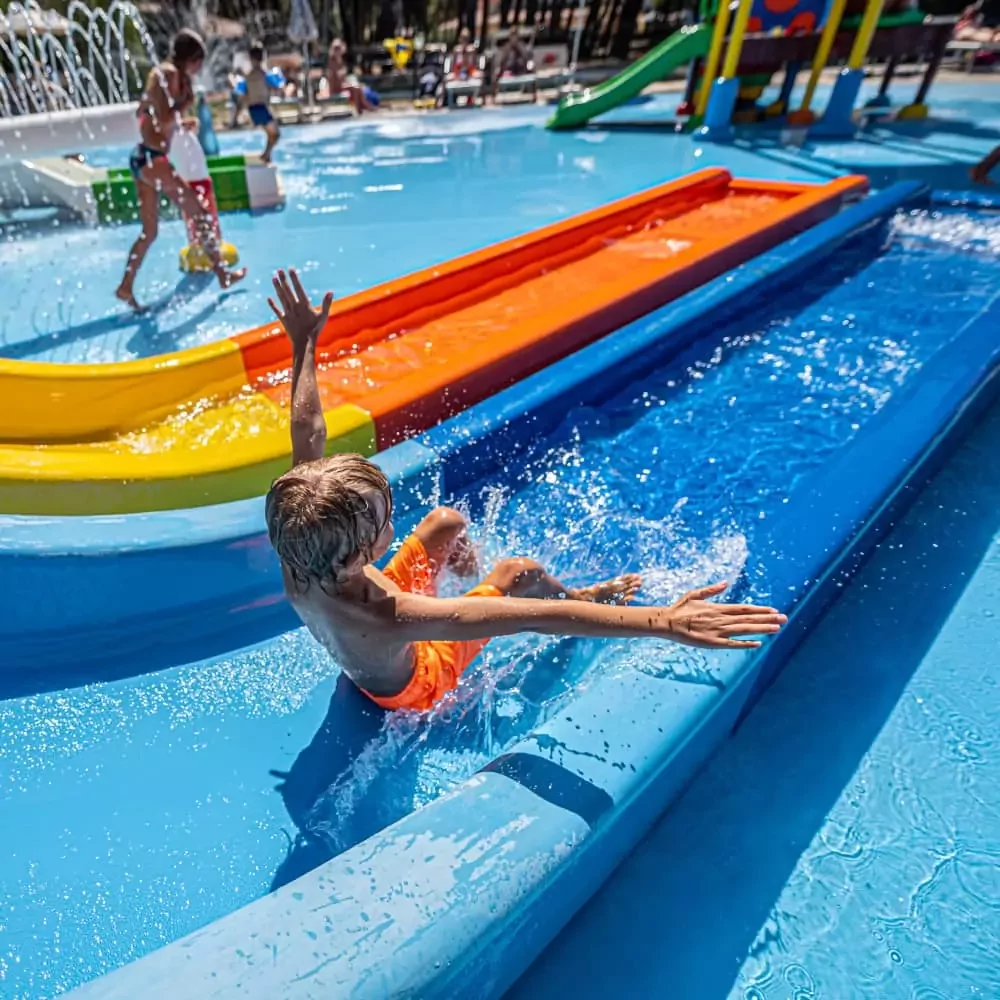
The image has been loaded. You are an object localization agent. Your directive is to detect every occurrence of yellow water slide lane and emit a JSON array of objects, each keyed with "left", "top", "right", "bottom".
[{"left": 0, "top": 339, "right": 376, "bottom": 515}]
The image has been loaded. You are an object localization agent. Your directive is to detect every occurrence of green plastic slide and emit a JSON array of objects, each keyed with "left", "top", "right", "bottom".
[{"left": 547, "top": 24, "right": 712, "bottom": 130}]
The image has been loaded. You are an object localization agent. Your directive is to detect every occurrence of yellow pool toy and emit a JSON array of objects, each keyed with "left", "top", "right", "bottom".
[
  {"left": 180, "top": 241, "right": 240, "bottom": 273},
  {"left": 383, "top": 37, "right": 414, "bottom": 70}
]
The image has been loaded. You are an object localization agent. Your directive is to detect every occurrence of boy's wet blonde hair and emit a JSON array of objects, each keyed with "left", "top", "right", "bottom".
[{"left": 265, "top": 454, "right": 392, "bottom": 594}]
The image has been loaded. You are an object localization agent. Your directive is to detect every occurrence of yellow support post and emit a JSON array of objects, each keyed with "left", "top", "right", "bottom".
[
  {"left": 847, "top": 0, "right": 885, "bottom": 69},
  {"left": 720, "top": 0, "right": 754, "bottom": 80},
  {"left": 788, "top": 0, "right": 848, "bottom": 125},
  {"left": 694, "top": 0, "right": 734, "bottom": 119}
]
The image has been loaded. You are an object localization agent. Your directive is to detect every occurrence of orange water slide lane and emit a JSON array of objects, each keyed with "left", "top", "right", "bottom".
[
  {"left": 0, "top": 168, "right": 867, "bottom": 517},
  {"left": 232, "top": 169, "right": 868, "bottom": 450}
]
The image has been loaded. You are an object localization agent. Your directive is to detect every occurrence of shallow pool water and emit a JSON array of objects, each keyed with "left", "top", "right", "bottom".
[
  {"left": 4, "top": 80, "right": 997, "bottom": 366},
  {"left": 0, "top": 106, "right": 810, "bottom": 365},
  {"left": 2, "top": 205, "right": 997, "bottom": 998}
]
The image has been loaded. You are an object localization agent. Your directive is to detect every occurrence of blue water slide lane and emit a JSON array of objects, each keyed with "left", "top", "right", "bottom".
[
  {"left": 0, "top": 440, "right": 442, "bottom": 686},
  {"left": 65, "top": 180, "right": 1000, "bottom": 999},
  {"left": 417, "top": 182, "right": 924, "bottom": 499}
]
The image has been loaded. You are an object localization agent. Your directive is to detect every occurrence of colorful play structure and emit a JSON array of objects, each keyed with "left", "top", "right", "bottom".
[
  {"left": 548, "top": 0, "right": 953, "bottom": 135},
  {"left": 0, "top": 168, "right": 864, "bottom": 515}
]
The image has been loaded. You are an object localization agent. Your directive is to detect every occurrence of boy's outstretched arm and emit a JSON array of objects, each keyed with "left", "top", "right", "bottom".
[
  {"left": 389, "top": 581, "right": 786, "bottom": 650},
  {"left": 268, "top": 268, "right": 334, "bottom": 467}
]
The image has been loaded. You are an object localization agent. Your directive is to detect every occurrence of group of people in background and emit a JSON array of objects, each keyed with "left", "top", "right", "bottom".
[
  {"left": 227, "top": 27, "right": 532, "bottom": 124},
  {"left": 444, "top": 26, "right": 532, "bottom": 102},
  {"left": 229, "top": 36, "right": 379, "bottom": 133},
  {"left": 113, "top": 18, "right": 999, "bottom": 316}
]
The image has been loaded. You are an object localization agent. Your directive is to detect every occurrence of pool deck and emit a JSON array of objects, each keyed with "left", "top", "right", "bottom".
[{"left": 508, "top": 392, "right": 1000, "bottom": 999}]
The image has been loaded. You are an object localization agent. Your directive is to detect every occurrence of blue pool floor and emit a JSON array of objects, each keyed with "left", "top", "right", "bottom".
[{"left": 509, "top": 392, "right": 1000, "bottom": 997}]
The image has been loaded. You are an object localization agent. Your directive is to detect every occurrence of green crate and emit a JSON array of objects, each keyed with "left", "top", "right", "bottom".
[
  {"left": 91, "top": 179, "right": 180, "bottom": 224},
  {"left": 92, "top": 181, "right": 114, "bottom": 225},
  {"left": 213, "top": 181, "right": 248, "bottom": 205},
  {"left": 210, "top": 166, "right": 249, "bottom": 202},
  {"left": 102, "top": 204, "right": 138, "bottom": 224},
  {"left": 92, "top": 182, "right": 132, "bottom": 223},
  {"left": 110, "top": 179, "right": 138, "bottom": 206},
  {"left": 207, "top": 154, "right": 246, "bottom": 170},
  {"left": 216, "top": 189, "right": 251, "bottom": 208}
]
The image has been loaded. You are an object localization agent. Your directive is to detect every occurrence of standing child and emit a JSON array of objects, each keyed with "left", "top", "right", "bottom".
[
  {"left": 263, "top": 268, "right": 787, "bottom": 713},
  {"left": 243, "top": 42, "right": 281, "bottom": 163},
  {"left": 115, "top": 28, "right": 245, "bottom": 312}
]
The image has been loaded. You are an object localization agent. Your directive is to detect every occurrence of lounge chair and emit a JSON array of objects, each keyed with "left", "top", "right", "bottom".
[
  {"left": 945, "top": 37, "right": 1000, "bottom": 71},
  {"left": 492, "top": 28, "right": 538, "bottom": 103},
  {"left": 443, "top": 50, "right": 485, "bottom": 107}
]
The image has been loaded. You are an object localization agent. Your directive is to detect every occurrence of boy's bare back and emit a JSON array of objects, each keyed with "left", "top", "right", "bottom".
[{"left": 283, "top": 562, "right": 420, "bottom": 696}]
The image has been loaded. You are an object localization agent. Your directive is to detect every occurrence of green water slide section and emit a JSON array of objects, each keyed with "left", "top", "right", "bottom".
[{"left": 547, "top": 24, "right": 712, "bottom": 130}]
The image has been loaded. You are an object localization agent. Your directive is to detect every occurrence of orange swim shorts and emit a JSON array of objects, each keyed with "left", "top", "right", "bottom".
[{"left": 363, "top": 534, "right": 502, "bottom": 712}]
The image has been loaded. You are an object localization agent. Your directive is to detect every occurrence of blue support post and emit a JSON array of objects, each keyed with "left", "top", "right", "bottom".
[
  {"left": 809, "top": 67, "right": 864, "bottom": 137},
  {"left": 697, "top": 76, "right": 740, "bottom": 141}
]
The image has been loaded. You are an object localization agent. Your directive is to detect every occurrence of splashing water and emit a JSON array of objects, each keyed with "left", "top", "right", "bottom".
[
  {"left": 892, "top": 206, "right": 1000, "bottom": 257},
  {"left": 0, "top": 1, "right": 156, "bottom": 115},
  {"left": 301, "top": 208, "right": 1000, "bottom": 857}
]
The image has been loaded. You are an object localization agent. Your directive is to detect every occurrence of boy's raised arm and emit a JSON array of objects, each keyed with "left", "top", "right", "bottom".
[
  {"left": 390, "top": 583, "right": 785, "bottom": 651},
  {"left": 268, "top": 268, "right": 334, "bottom": 467}
]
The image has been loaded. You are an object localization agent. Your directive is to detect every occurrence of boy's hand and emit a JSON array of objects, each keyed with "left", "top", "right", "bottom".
[
  {"left": 663, "top": 581, "right": 785, "bottom": 649},
  {"left": 268, "top": 268, "right": 334, "bottom": 351}
]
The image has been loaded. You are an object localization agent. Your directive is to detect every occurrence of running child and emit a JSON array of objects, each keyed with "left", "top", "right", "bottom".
[
  {"left": 115, "top": 28, "right": 246, "bottom": 311},
  {"left": 263, "top": 268, "right": 787, "bottom": 713},
  {"left": 243, "top": 41, "right": 281, "bottom": 163}
]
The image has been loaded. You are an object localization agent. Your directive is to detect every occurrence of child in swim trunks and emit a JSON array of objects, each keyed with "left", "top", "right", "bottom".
[
  {"left": 264, "top": 269, "right": 787, "bottom": 712},
  {"left": 242, "top": 42, "right": 280, "bottom": 164}
]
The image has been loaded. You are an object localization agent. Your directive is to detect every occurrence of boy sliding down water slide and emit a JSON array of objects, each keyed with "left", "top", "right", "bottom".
[
  {"left": 116, "top": 29, "right": 246, "bottom": 312},
  {"left": 265, "top": 269, "right": 787, "bottom": 712}
]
